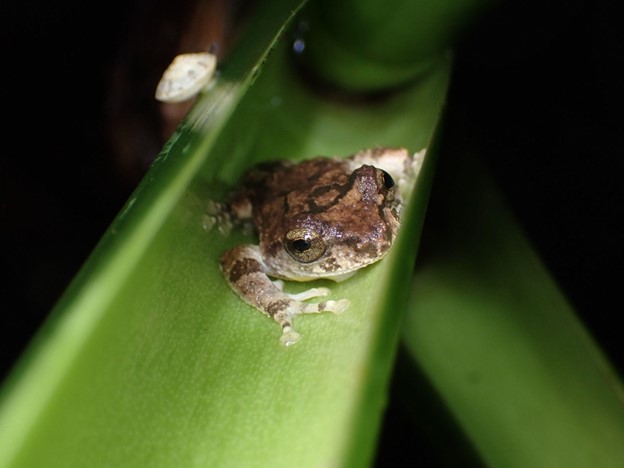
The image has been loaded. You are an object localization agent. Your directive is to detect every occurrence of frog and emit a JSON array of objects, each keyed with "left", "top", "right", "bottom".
[{"left": 205, "top": 147, "right": 425, "bottom": 346}]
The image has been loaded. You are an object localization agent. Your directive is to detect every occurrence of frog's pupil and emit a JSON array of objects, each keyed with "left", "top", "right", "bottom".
[
  {"left": 382, "top": 170, "right": 394, "bottom": 189},
  {"left": 292, "top": 239, "right": 311, "bottom": 252}
]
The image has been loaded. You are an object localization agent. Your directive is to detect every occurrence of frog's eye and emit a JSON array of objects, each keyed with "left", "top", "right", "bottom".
[
  {"left": 285, "top": 229, "right": 326, "bottom": 263},
  {"left": 381, "top": 170, "right": 395, "bottom": 189}
]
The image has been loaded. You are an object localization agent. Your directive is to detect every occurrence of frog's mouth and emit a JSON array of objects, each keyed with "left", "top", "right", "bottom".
[
  {"left": 283, "top": 269, "right": 357, "bottom": 283},
  {"left": 319, "top": 254, "right": 389, "bottom": 282}
]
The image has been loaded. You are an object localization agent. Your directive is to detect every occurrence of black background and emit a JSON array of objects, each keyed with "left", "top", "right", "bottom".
[
  {"left": 2, "top": 0, "right": 623, "bottom": 451},
  {"left": 447, "top": 0, "right": 623, "bottom": 374}
]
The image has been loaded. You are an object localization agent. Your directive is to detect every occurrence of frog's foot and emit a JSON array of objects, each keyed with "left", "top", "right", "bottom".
[
  {"left": 203, "top": 199, "right": 253, "bottom": 237},
  {"left": 221, "top": 244, "right": 349, "bottom": 346},
  {"left": 271, "top": 297, "right": 349, "bottom": 345},
  {"left": 275, "top": 298, "right": 349, "bottom": 345},
  {"left": 202, "top": 201, "right": 233, "bottom": 236},
  {"left": 269, "top": 286, "right": 345, "bottom": 345}
]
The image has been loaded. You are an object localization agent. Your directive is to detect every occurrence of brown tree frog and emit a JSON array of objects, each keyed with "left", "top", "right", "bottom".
[{"left": 205, "top": 147, "right": 424, "bottom": 346}]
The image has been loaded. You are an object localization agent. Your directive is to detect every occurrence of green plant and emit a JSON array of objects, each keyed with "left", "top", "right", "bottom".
[{"left": 1, "top": 0, "right": 622, "bottom": 467}]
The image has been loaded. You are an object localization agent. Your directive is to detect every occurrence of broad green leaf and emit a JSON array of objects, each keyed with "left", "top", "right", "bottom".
[
  {"left": 402, "top": 152, "right": 624, "bottom": 467},
  {"left": 0, "top": 0, "right": 453, "bottom": 466}
]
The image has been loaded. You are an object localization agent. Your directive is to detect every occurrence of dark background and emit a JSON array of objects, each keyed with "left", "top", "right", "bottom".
[
  {"left": 2, "top": 0, "right": 622, "bottom": 444},
  {"left": 449, "top": 0, "right": 623, "bottom": 374}
]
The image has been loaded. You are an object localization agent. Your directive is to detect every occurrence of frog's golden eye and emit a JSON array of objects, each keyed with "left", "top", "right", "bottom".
[{"left": 284, "top": 229, "right": 326, "bottom": 263}]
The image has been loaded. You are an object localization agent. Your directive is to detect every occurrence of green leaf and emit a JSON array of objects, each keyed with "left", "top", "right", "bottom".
[
  {"left": 401, "top": 152, "right": 624, "bottom": 467},
  {"left": 0, "top": 0, "right": 452, "bottom": 466},
  {"left": 301, "top": 0, "right": 489, "bottom": 91}
]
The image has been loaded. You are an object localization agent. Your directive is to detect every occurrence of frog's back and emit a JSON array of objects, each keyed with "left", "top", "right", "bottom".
[{"left": 244, "top": 158, "right": 350, "bottom": 205}]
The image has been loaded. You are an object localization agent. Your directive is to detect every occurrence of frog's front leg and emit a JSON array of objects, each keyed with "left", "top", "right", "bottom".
[{"left": 220, "top": 245, "right": 349, "bottom": 346}]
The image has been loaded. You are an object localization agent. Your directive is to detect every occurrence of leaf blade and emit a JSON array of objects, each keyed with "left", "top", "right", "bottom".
[
  {"left": 0, "top": 2, "right": 452, "bottom": 466},
  {"left": 402, "top": 152, "right": 624, "bottom": 467}
]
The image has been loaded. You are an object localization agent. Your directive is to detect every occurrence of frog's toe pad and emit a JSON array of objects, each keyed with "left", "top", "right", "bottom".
[
  {"left": 280, "top": 327, "right": 301, "bottom": 346},
  {"left": 308, "top": 298, "right": 350, "bottom": 315},
  {"left": 202, "top": 214, "right": 233, "bottom": 236},
  {"left": 203, "top": 201, "right": 236, "bottom": 236}
]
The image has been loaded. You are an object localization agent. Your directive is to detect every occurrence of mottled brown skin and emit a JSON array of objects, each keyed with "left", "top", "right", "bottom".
[
  {"left": 213, "top": 147, "right": 418, "bottom": 346},
  {"left": 242, "top": 158, "right": 399, "bottom": 280}
]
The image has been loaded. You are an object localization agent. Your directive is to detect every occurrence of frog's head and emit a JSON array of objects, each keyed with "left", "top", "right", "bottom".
[{"left": 265, "top": 164, "right": 401, "bottom": 281}]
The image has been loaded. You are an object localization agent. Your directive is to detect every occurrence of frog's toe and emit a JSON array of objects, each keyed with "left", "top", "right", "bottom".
[
  {"left": 202, "top": 213, "right": 233, "bottom": 236},
  {"left": 204, "top": 200, "right": 236, "bottom": 236},
  {"left": 303, "top": 298, "right": 350, "bottom": 315},
  {"left": 327, "top": 298, "right": 350, "bottom": 314},
  {"left": 201, "top": 214, "right": 216, "bottom": 232},
  {"left": 288, "top": 287, "right": 330, "bottom": 301},
  {"left": 279, "top": 326, "right": 301, "bottom": 346},
  {"left": 206, "top": 199, "right": 222, "bottom": 215}
]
